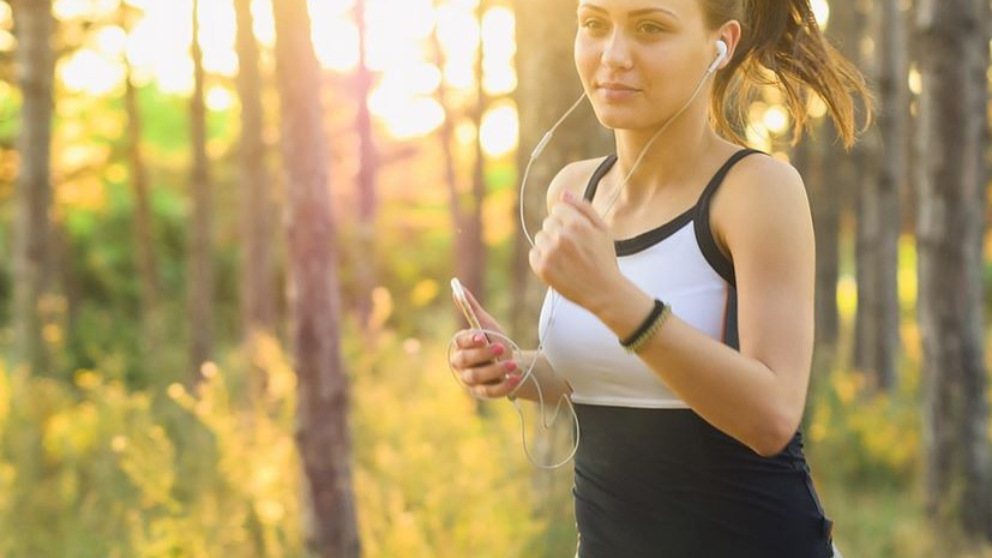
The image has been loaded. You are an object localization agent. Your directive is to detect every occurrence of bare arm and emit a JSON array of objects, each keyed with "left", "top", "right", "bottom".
[
  {"left": 508, "top": 349, "right": 572, "bottom": 403},
  {"left": 584, "top": 157, "right": 815, "bottom": 457}
]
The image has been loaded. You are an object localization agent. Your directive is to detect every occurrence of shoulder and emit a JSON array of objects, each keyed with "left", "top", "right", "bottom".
[
  {"left": 545, "top": 155, "right": 612, "bottom": 214},
  {"left": 710, "top": 152, "right": 811, "bottom": 260}
]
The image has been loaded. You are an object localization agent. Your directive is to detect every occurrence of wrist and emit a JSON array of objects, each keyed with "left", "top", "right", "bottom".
[{"left": 591, "top": 279, "right": 655, "bottom": 339}]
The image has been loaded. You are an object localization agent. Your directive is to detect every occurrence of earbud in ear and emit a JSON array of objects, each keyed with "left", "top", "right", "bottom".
[{"left": 708, "top": 40, "right": 728, "bottom": 74}]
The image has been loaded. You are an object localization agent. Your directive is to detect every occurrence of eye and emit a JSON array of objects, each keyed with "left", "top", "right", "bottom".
[
  {"left": 637, "top": 21, "right": 665, "bottom": 34},
  {"left": 580, "top": 18, "right": 607, "bottom": 33}
]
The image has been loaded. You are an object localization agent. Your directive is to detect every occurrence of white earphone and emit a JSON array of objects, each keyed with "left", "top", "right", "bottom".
[
  {"left": 449, "top": 39, "right": 733, "bottom": 470},
  {"left": 708, "top": 39, "right": 729, "bottom": 74}
]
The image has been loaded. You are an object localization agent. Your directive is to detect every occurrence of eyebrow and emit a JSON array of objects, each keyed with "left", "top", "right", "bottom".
[{"left": 577, "top": 3, "right": 681, "bottom": 20}]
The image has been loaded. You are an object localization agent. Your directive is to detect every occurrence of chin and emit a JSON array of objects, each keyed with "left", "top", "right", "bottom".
[{"left": 592, "top": 108, "right": 650, "bottom": 131}]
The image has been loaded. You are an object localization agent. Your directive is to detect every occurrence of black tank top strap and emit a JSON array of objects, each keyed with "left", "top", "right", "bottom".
[
  {"left": 693, "top": 148, "right": 766, "bottom": 288},
  {"left": 582, "top": 154, "right": 618, "bottom": 202}
]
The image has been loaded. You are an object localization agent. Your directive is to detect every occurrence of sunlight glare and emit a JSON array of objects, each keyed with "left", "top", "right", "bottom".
[
  {"left": 368, "top": 87, "right": 444, "bottom": 139},
  {"left": 810, "top": 0, "right": 829, "bottom": 29},
  {"left": 362, "top": 0, "right": 434, "bottom": 72},
  {"left": 206, "top": 85, "right": 235, "bottom": 112},
  {"left": 436, "top": 3, "right": 480, "bottom": 89},
  {"left": 379, "top": 63, "right": 442, "bottom": 97},
  {"left": 313, "top": 19, "right": 360, "bottom": 72},
  {"left": 251, "top": 0, "right": 276, "bottom": 47},
  {"left": 762, "top": 105, "right": 789, "bottom": 135},
  {"left": 908, "top": 64, "right": 922, "bottom": 95},
  {"left": 745, "top": 122, "right": 772, "bottom": 153},
  {"left": 0, "top": 3, "right": 11, "bottom": 30},
  {"left": 95, "top": 25, "right": 128, "bottom": 59},
  {"left": 54, "top": 0, "right": 117, "bottom": 21},
  {"left": 198, "top": 0, "right": 239, "bottom": 76},
  {"left": 479, "top": 101, "right": 518, "bottom": 158},
  {"left": 0, "top": 30, "right": 14, "bottom": 53},
  {"left": 59, "top": 49, "right": 125, "bottom": 95},
  {"left": 481, "top": 7, "right": 516, "bottom": 95},
  {"left": 807, "top": 95, "right": 827, "bottom": 119}
]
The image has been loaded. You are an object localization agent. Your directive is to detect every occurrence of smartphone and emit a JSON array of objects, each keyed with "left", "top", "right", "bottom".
[
  {"left": 451, "top": 277, "right": 505, "bottom": 386},
  {"left": 450, "top": 277, "right": 490, "bottom": 344}
]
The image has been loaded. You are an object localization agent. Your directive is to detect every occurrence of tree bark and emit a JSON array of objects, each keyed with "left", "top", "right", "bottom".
[
  {"left": 352, "top": 0, "right": 378, "bottom": 331},
  {"left": 271, "top": 0, "right": 360, "bottom": 556},
  {"left": 510, "top": 0, "right": 612, "bottom": 536},
  {"left": 188, "top": 0, "right": 213, "bottom": 385},
  {"left": 10, "top": 0, "right": 54, "bottom": 374},
  {"left": 510, "top": 0, "right": 612, "bottom": 345},
  {"left": 854, "top": 0, "right": 907, "bottom": 391},
  {"left": 916, "top": 0, "right": 992, "bottom": 540},
  {"left": 463, "top": 0, "right": 488, "bottom": 310},
  {"left": 428, "top": 3, "right": 470, "bottom": 333},
  {"left": 234, "top": 0, "right": 275, "bottom": 401},
  {"left": 121, "top": 1, "right": 162, "bottom": 366}
]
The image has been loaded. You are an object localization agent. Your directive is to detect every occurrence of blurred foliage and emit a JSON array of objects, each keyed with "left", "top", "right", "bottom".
[
  {"left": 1, "top": 2, "right": 992, "bottom": 556},
  {"left": 0, "top": 333, "right": 303, "bottom": 557}
]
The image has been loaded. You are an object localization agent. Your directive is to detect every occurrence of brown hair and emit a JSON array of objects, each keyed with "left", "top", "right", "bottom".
[{"left": 702, "top": 0, "right": 874, "bottom": 148}]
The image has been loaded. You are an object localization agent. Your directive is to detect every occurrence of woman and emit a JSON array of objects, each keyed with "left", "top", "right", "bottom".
[{"left": 449, "top": 0, "right": 870, "bottom": 555}]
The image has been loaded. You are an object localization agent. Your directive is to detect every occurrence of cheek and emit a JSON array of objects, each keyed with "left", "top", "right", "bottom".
[{"left": 573, "top": 41, "right": 598, "bottom": 82}]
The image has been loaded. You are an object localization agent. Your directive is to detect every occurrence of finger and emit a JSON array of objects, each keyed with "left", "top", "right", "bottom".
[
  {"left": 534, "top": 229, "right": 553, "bottom": 252},
  {"left": 454, "top": 330, "right": 485, "bottom": 349},
  {"left": 462, "top": 359, "right": 517, "bottom": 387},
  {"left": 529, "top": 245, "right": 545, "bottom": 279},
  {"left": 453, "top": 341, "right": 509, "bottom": 369},
  {"left": 472, "top": 372, "right": 522, "bottom": 399},
  {"left": 561, "top": 190, "right": 607, "bottom": 231}
]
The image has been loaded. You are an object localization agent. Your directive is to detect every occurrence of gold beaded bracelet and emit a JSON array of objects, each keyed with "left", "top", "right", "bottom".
[{"left": 620, "top": 299, "right": 671, "bottom": 354}]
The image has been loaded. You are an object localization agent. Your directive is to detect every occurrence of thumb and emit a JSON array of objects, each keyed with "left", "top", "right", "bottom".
[
  {"left": 461, "top": 286, "right": 510, "bottom": 348},
  {"left": 461, "top": 286, "right": 490, "bottom": 322}
]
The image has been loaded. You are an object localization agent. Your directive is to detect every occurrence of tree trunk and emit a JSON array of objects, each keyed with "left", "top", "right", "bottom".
[
  {"left": 271, "top": 1, "right": 360, "bottom": 556},
  {"left": 462, "top": 0, "right": 488, "bottom": 309},
  {"left": 352, "top": 0, "right": 378, "bottom": 332},
  {"left": 121, "top": 1, "right": 162, "bottom": 366},
  {"left": 428, "top": 3, "right": 470, "bottom": 332},
  {"left": 916, "top": 0, "right": 992, "bottom": 540},
  {"left": 510, "top": 0, "right": 612, "bottom": 345},
  {"left": 188, "top": 0, "right": 213, "bottom": 385},
  {"left": 10, "top": 0, "right": 54, "bottom": 374},
  {"left": 234, "top": 0, "right": 275, "bottom": 401},
  {"left": 854, "top": 0, "right": 907, "bottom": 392},
  {"left": 510, "top": 0, "right": 612, "bottom": 538}
]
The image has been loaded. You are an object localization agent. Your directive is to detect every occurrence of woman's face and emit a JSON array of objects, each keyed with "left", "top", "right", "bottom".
[{"left": 574, "top": 0, "right": 718, "bottom": 131}]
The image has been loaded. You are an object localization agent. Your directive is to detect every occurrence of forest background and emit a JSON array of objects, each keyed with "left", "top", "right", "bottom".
[{"left": 1, "top": 0, "right": 992, "bottom": 557}]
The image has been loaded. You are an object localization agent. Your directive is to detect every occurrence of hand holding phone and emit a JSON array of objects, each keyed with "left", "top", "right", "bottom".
[
  {"left": 449, "top": 277, "right": 521, "bottom": 393},
  {"left": 450, "top": 277, "right": 488, "bottom": 342}
]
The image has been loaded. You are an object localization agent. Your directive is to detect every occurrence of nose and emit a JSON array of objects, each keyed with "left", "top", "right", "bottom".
[{"left": 601, "top": 29, "right": 633, "bottom": 70}]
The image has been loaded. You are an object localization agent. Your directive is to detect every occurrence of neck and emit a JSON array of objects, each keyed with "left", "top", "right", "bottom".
[{"left": 609, "top": 101, "right": 719, "bottom": 209}]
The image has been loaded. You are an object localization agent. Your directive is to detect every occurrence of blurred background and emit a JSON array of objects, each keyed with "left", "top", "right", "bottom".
[{"left": 0, "top": 0, "right": 991, "bottom": 556}]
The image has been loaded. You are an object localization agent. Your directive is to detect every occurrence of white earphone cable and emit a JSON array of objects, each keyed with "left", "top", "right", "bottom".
[{"left": 448, "top": 43, "right": 727, "bottom": 469}]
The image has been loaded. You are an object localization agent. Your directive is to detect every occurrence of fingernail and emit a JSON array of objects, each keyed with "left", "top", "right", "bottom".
[
  {"left": 493, "top": 345, "right": 505, "bottom": 356},
  {"left": 508, "top": 375, "right": 521, "bottom": 385},
  {"left": 562, "top": 190, "right": 574, "bottom": 201},
  {"left": 474, "top": 334, "right": 483, "bottom": 343},
  {"left": 504, "top": 360, "right": 517, "bottom": 372}
]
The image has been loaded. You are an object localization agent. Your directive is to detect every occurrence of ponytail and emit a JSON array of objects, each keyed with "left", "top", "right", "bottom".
[{"left": 705, "top": 0, "right": 874, "bottom": 149}]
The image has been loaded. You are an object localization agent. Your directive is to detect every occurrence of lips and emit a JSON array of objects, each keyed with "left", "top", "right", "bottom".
[
  {"left": 597, "top": 82, "right": 640, "bottom": 91},
  {"left": 596, "top": 81, "right": 640, "bottom": 102}
]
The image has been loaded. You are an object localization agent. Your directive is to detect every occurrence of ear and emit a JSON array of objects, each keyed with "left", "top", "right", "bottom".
[{"left": 714, "top": 20, "right": 743, "bottom": 69}]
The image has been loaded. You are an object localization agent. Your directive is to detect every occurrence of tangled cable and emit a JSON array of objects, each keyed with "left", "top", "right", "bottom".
[{"left": 447, "top": 49, "right": 721, "bottom": 468}]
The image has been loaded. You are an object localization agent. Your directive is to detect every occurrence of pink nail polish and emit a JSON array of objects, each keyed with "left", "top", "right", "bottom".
[
  {"left": 493, "top": 345, "right": 505, "bottom": 356},
  {"left": 505, "top": 360, "right": 517, "bottom": 372}
]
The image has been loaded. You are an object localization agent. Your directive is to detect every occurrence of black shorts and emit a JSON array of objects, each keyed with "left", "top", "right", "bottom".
[{"left": 571, "top": 404, "right": 836, "bottom": 558}]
